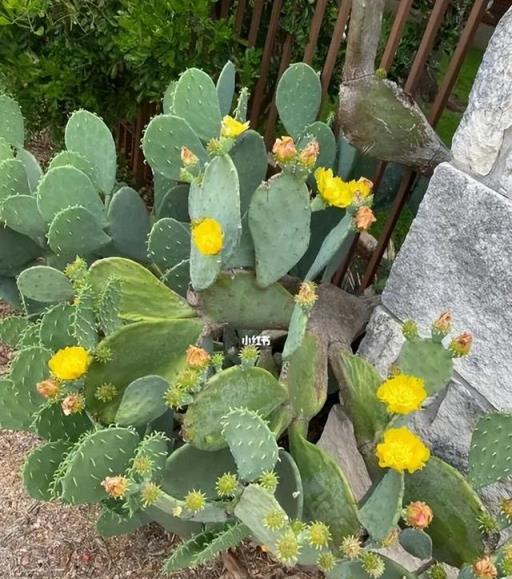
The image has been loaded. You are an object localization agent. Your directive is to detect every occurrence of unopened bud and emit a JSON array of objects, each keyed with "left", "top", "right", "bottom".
[
  {"left": 36, "top": 379, "right": 60, "bottom": 399},
  {"left": 432, "top": 311, "right": 452, "bottom": 336},
  {"left": 180, "top": 146, "right": 198, "bottom": 167},
  {"left": 298, "top": 139, "right": 320, "bottom": 168},
  {"left": 402, "top": 320, "right": 418, "bottom": 340},
  {"left": 404, "top": 501, "right": 433, "bottom": 530},
  {"left": 186, "top": 345, "right": 210, "bottom": 369},
  {"left": 272, "top": 136, "right": 297, "bottom": 164},
  {"left": 354, "top": 207, "right": 376, "bottom": 231},
  {"left": 101, "top": 475, "right": 129, "bottom": 499},
  {"left": 473, "top": 556, "right": 497, "bottom": 578},
  {"left": 449, "top": 331, "right": 472, "bottom": 357},
  {"left": 61, "top": 393, "right": 85, "bottom": 416},
  {"left": 294, "top": 281, "right": 318, "bottom": 311}
]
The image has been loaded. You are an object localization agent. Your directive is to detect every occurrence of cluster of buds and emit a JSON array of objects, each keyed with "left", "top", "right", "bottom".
[
  {"left": 275, "top": 530, "right": 301, "bottom": 566},
  {"left": 317, "top": 552, "right": 336, "bottom": 573},
  {"left": 94, "top": 344, "right": 113, "bottom": 364},
  {"left": 132, "top": 454, "right": 154, "bottom": 477},
  {"left": 272, "top": 136, "right": 319, "bottom": 171},
  {"left": 306, "top": 521, "right": 331, "bottom": 550},
  {"left": 258, "top": 469, "right": 279, "bottom": 493},
  {"left": 140, "top": 482, "right": 161, "bottom": 507},
  {"left": 402, "top": 319, "right": 419, "bottom": 340},
  {"left": 403, "top": 501, "right": 433, "bottom": 530}
]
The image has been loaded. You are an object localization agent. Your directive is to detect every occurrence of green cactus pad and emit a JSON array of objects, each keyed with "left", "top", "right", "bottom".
[
  {"left": 399, "top": 528, "right": 432, "bottom": 560},
  {"left": 147, "top": 218, "right": 190, "bottom": 270},
  {"left": 17, "top": 265, "right": 74, "bottom": 303},
  {"left": 189, "top": 243, "right": 221, "bottom": 293},
  {"left": 276, "top": 63, "right": 321, "bottom": 138},
  {"left": 23, "top": 440, "right": 72, "bottom": 500},
  {"left": 0, "top": 94, "right": 24, "bottom": 147},
  {"left": 234, "top": 483, "right": 292, "bottom": 551},
  {"left": 0, "top": 137, "right": 13, "bottom": 162},
  {"left": 162, "top": 80, "right": 177, "bottom": 114},
  {"left": 0, "top": 315, "right": 29, "bottom": 347},
  {"left": 289, "top": 426, "right": 360, "bottom": 543},
  {"left": 163, "top": 528, "right": 229, "bottom": 572},
  {"left": 161, "top": 444, "right": 237, "bottom": 499},
  {"left": 107, "top": 186, "right": 150, "bottom": 262},
  {"left": 0, "top": 276, "right": 21, "bottom": 308},
  {"left": 275, "top": 450, "right": 303, "bottom": 519},
  {"left": 36, "top": 166, "right": 106, "bottom": 226},
  {"left": 89, "top": 257, "right": 195, "bottom": 321},
  {"left": 151, "top": 489, "right": 227, "bottom": 523},
  {"left": 183, "top": 366, "right": 288, "bottom": 451},
  {"left": 17, "top": 149, "right": 42, "bottom": 192},
  {"left": 359, "top": 469, "right": 404, "bottom": 541},
  {"left": 286, "top": 330, "right": 327, "bottom": 421},
  {"left": 282, "top": 303, "right": 309, "bottom": 360},
  {"left": 469, "top": 412, "right": 512, "bottom": 488},
  {"left": 340, "top": 353, "right": 389, "bottom": 449},
  {"left": 305, "top": 214, "right": 352, "bottom": 281},
  {"left": 84, "top": 318, "right": 202, "bottom": 420},
  {"left": 97, "top": 276, "right": 122, "bottom": 336},
  {"left": 298, "top": 121, "right": 336, "bottom": 170},
  {"left": 216, "top": 61, "right": 236, "bottom": 117},
  {"left": 47, "top": 151, "right": 96, "bottom": 183},
  {"left": 189, "top": 154, "right": 241, "bottom": 264},
  {"left": 192, "top": 523, "right": 249, "bottom": 567},
  {"left": 143, "top": 114, "right": 208, "bottom": 180},
  {"left": 155, "top": 184, "right": 189, "bottom": 222},
  {"left": 161, "top": 261, "right": 190, "bottom": 297},
  {"left": 1, "top": 194, "right": 47, "bottom": 245},
  {"left": 96, "top": 508, "right": 148, "bottom": 537},
  {"left": 229, "top": 129, "right": 268, "bottom": 215},
  {"left": 71, "top": 282, "right": 97, "bottom": 350},
  {"left": 39, "top": 303, "right": 75, "bottom": 350},
  {"left": 59, "top": 427, "right": 140, "bottom": 504},
  {"left": 173, "top": 68, "right": 222, "bottom": 141},
  {"left": 221, "top": 408, "right": 279, "bottom": 481},
  {"left": 0, "top": 346, "right": 52, "bottom": 429},
  {"left": 0, "top": 158, "right": 30, "bottom": 206},
  {"left": 397, "top": 338, "right": 453, "bottom": 395},
  {"left": 327, "top": 555, "right": 415, "bottom": 578},
  {"left": 234, "top": 87, "right": 249, "bottom": 121},
  {"left": 0, "top": 226, "right": 42, "bottom": 276},
  {"left": 128, "top": 432, "right": 169, "bottom": 483},
  {"left": 115, "top": 375, "right": 169, "bottom": 427},
  {"left": 404, "top": 456, "right": 488, "bottom": 567},
  {"left": 48, "top": 205, "right": 111, "bottom": 257},
  {"left": 249, "top": 172, "right": 311, "bottom": 287},
  {"left": 32, "top": 402, "right": 93, "bottom": 442},
  {"left": 153, "top": 171, "right": 177, "bottom": 209},
  {"left": 197, "top": 270, "right": 294, "bottom": 330},
  {"left": 65, "top": 110, "right": 117, "bottom": 194},
  {"left": 144, "top": 504, "right": 202, "bottom": 536}
]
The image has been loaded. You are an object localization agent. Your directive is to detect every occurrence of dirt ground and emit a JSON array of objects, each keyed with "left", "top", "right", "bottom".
[{"left": 0, "top": 300, "right": 320, "bottom": 579}]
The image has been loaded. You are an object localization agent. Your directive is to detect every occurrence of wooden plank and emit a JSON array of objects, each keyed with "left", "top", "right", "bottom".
[
  {"left": 304, "top": 0, "right": 329, "bottom": 64},
  {"left": 379, "top": 0, "right": 414, "bottom": 71},
  {"left": 321, "top": 0, "right": 352, "bottom": 94},
  {"left": 235, "top": 0, "right": 246, "bottom": 34},
  {"left": 248, "top": 0, "right": 265, "bottom": 46}
]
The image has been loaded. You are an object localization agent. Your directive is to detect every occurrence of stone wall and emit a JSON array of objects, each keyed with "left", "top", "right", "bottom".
[{"left": 358, "top": 8, "right": 512, "bottom": 483}]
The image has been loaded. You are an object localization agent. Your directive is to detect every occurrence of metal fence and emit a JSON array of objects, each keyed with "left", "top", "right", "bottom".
[{"left": 117, "top": 0, "right": 503, "bottom": 290}]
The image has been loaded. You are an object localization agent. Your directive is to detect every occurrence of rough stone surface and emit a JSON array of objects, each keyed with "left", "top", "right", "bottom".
[
  {"left": 316, "top": 405, "right": 371, "bottom": 500},
  {"left": 382, "top": 162, "right": 512, "bottom": 410},
  {"left": 452, "top": 6, "right": 512, "bottom": 197}
]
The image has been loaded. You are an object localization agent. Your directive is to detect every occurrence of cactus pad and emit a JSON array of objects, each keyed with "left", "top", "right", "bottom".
[
  {"left": 39, "top": 303, "right": 75, "bottom": 350},
  {"left": 282, "top": 303, "right": 309, "bottom": 360},
  {"left": 221, "top": 408, "right": 279, "bottom": 481},
  {"left": 216, "top": 61, "right": 236, "bottom": 117},
  {"left": 275, "top": 450, "right": 303, "bottom": 519},
  {"left": 0, "top": 226, "right": 41, "bottom": 276},
  {"left": 1, "top": 194, "right": 47, "bottom": 244},
  {"left": 147, "top": 218, "right": 190, "bottom": 270},
  {"left": 0, "top": 94, "right": 24, "bottom": 146},
  {"left": 23, "top": 440, "right": 72, "bottom": 500},
  {"left": 47, "top": 151, "right": 96, "bottom": 183},
  {"left": 0, "top": 315, "right": 29, "bottom": 347},
  {"left": 32, "top": 402, "right": 93, "bottom": 442},
  {"left": 17, "top": 148, "right": 42, "bottom": 192},
  {"left": 96, "top": 508, "right": 147, "bottom": 537},
  {"left": 71, "top": 282, "right": 97, "bottom": 350},
  {"left": 399, "top": 528, "right": 432, "bottom": 560},
  {"left": 58, "top": 427, "right": 140, "bottom": 504},
  {"left": 469, "top": 412, "right": 512, "bottom": 488},
  {"left": 0, "top": 158, "right": 30, "bottom": 206},
  {"left": 249, "top": 172, "right": 311, "bottom": 287},
  {"left": 182, "top": 366, "right": 288, "bottom": 450},
  {"left": 298, "top": 121, "right": 336, "bottom": 170},
  {"left": 17, "top": 265, "right": 74, "bottom": 303},
  {"left": 96, "top": 276, "right": 122, "bottom": 336},
  {"left": 155, "top": 184, "right": 190, "bottom": 222},
  {"left": 115, "top": 375, "right": 169, "bottom": 427}
]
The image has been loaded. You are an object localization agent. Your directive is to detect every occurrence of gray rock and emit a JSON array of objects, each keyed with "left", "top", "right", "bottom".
[
  {"left": 452, "top": 7, "right": 512, "bottom": 197},
  {"left": 317, "top": 405, "right": 372, "bottom": 500},
  {"left": 382, "top": 163, "right": 512, "bottom": 410}
]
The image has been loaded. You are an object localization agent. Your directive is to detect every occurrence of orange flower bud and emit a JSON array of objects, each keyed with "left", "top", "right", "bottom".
[
  {"left": 61, "top": 393, "right": 85, "bottom": 416},
  {"left": 404, "top": 501, "right": 433, "bottom": 530},
  {"left": 180, "top": 146, "right": 199, "bottom": 167},
  {"left": 473, "top": 556, "right": 497, "bottom": 578},
  {"left": 186, "top": 345, "right": 210, "bottom": 369},
  {"left": 298, "top": 140, "right": 320, "bottom": 168},
  {"left": 354, "top": 207, "right": 376, "bottom": 231},
  {"left": 272, "top": 136, "right": 297, "bottom": 164},
  {"left": 433, "top": 311, "right": 453, "bottom": 335},
  {"left": 36, "top": 379, "right": 60, "bottom": 399},
  {"left": 101, "top": 475, "right": 129, "bottom": 499},
  {"left": 449, "top": 331, "right": 473, "bottom": 357}
]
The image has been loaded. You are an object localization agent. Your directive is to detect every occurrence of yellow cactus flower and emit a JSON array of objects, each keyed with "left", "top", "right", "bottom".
[
  {"left": 377, "top": 374, "right": 427, "bottom": 415},
  {"left": 101, "top": 475, "right": 129, "bottom": 499},
  {"left": 376, "top": 427, "right": 430, "bottom": 473},
  {"left": 349, "top": 177, "right": 373, "bottom": 198},
  {"left": 48, "top": 346, "right": 91, "bottom": 381},
  {"left": 191, "top": 218, "right": 224, "bottom": 256},
  {"left": 314, "top": 167, "right": 355, "bottom": 208},
  {"left": 221, "top": 115, "right": 250, "bottom": 138},
  {"left": 294, "top": 281, "right": 318, "bottom": 310}
]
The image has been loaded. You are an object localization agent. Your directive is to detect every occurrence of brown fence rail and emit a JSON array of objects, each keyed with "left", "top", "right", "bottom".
[{"left": 117, "top": 0, "right": 505, "bottom": 290}]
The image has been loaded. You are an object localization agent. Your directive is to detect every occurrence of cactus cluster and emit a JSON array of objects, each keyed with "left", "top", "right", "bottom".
[{"left": 0, "top": 62, "right": 508, "bottom": 578}]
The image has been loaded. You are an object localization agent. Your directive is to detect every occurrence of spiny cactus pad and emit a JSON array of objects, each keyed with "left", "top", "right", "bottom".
[
  {"left": 399, "top": 528, "right": 433, "bottom": 560},
  {"left": 359, "top": 469, "right": 404, "bottom": 541},
  {"left": 71, "top": 282, "right": 97, "bottom": 350},
  {"left": 96, "top": 508, "right": 148, "bottom": 538},
  {"left": 0, "top": 94, "right": 24, "bottom": 147},
  {"left": 249, "top": 172, "right": 311, "bottom": 287},
  {"left": 155, "top": 183, "right": 190, "bottom": 222},
  {"left": 289, "top": 426, "right": 359, "bottom": 543},
  {"left": 65, "top": 110, "right": 117, "bottom": 195},
  {"left": 0, "top": 158, "right": 30, "bottom": 206},
  {"left": 182, "top": 366, "right": 288, "bottom": 450},
  {"left": 147, "top": 217, "right": 190, "bottom": 271},
  {"left": 0, "top": 315, "right": 29, "bottom": 347},
  {"left": 32, "top": 402, "right": 93, "bottom": 442},
  {"left": 469, "top": 412, "right": 512, "bottom": 489},
  {"left": 58, "top": 427, "right": 140, "bottom": 504},
  {"left": 216, "top": 60, "right": 236, "bottom": 117},
  {"left": 397, "top": 338, "right": 453, "bottom": 395},
  {"left": 115, "top": 375, "right": 169, "bottom": 427},
  {"left": 17, "top": 265, "right": 74, "bottom": 303},
  {"left": 89, "top": 257, "right": 195, "bottom": 322},
  {"left": 327, "top": 555, "right": 416, "bottom": 578},
  {"left": 1, "top": 194, "right": 47, "bottom": 244},
  {"left": 96, "top": 276, "right": 122, "bottom": 336},
  {"left": 16, "top": 148, "right": 42, "bottom": 192},
  {"left": 221, "top": 408, "right": 279, "bottom": 481},
  {"left": 23, "top": 440, "right": 72, "bottom": 500},
  {"left": 275, "top": 450, "right": 304, "bottom": 520},
  {"left": 47, "top": 150, "right": 96, "bottom": 183}
]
